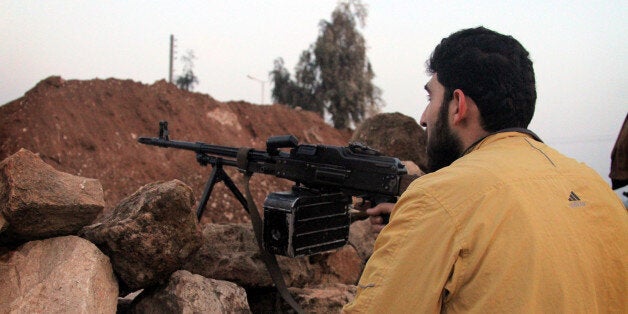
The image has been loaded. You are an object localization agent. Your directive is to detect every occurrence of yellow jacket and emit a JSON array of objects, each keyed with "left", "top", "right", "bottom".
[{"left": 344, "top": 132, "right": 627, "bottom": 313}]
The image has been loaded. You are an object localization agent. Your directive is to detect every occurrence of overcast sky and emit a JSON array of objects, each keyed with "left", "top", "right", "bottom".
[{"left": 1, "top": 1, "right": 626, "bottom": 188}]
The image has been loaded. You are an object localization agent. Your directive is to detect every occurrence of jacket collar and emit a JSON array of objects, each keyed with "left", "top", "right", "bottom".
[{"left": 462, "top": 128, "right": 543, "bottom": 157}]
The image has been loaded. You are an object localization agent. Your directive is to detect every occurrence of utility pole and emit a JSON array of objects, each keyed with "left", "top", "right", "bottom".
[
  {"left": 169, "top": 35, "right": 176, "bottom": 83},
  {"left": 247, "top": 75, "right": 267, "bottom": 105}
]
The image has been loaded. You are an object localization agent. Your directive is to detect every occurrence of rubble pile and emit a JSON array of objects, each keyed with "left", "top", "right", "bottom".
[
  {"left": 0, "top": 77, "right": 426, "bottom": 312},
  {"left": 0, "top": 149, "right": 371, "bottom": 312}
]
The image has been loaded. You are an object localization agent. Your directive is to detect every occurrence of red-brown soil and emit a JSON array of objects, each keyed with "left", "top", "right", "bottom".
[{"left": 0, "top": 76, "right": 352, "bottom": 223}]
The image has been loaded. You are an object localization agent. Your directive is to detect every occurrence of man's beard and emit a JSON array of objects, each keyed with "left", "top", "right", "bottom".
[{"left": 425, "top": 102, "right": 464, "bottom": 173}]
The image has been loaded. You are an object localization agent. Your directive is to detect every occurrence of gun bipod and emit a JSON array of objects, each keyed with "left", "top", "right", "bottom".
[{"left": 195, "top": 155, "right": 248, "bottom": 221}]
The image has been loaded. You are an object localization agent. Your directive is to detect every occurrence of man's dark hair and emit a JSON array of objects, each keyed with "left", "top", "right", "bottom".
[{"left": 427, "top": 26, "right": 536, "bottom": 131}]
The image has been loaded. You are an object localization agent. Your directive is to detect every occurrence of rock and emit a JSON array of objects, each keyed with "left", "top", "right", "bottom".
[
  {"left": 323, "top": 243, "right": 364, "bottom": 284},
  {"left": 0, "top": 214, "right": 7, "bottom": 235},
  {"left": 291, "top": 284, "right": 357, "bottom": 313},
  {"left": 0, "top": 149, "right": 104, "bottom": 244},
  {"left": 183, "top": 223, "right": 274, "bottom": 287},
  {"left": 249, "top": 284, "right": 357, "bottom": 313},
  {"left": 0, "top": 235, "right": 118, "bottom": 313},
  {"left": 117, "top": 290, "right": 143, "bottom": 313},
  {"left": 80, "top": 180, "right": 202, "bottom": 292},
  {"left": 351, "top": 112, "right": 427, "bottom": 172},
  {"left": 129, "top": 270, "right": 250, "bottom": 313},
  {"left": 184, "top": 223, "right": 362, "bottom": 288},
  {"left": 348, "top": 219, "right": 377, "bottom": 263}
]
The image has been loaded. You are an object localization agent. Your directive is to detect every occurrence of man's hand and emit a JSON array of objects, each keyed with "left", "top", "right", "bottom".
[
  {"left": 354, "top": 200, "right": 395, "bottom": 234},
  {"left": 367, "top": 202, "right": 394, "bottom": 233},
  {"left": 353, "top": 160, "right": 422, "bottom": 234}
]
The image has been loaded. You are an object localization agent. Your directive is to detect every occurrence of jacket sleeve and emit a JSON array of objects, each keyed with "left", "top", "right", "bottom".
[{"left": 343, "top": 184, "right": 462, "bottom": 313}]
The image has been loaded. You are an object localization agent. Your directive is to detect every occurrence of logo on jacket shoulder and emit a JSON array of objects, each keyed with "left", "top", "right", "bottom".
[{"left": 568, "top": 191, "right": 586, "bottom": 208}]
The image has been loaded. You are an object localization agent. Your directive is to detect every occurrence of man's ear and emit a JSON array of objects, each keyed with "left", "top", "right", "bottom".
[{"left": 451, "top": 89, "right": 468, "bottom": 125}]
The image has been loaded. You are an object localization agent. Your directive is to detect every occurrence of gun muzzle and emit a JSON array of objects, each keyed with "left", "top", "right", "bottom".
[{"left": 137, "top": 137, "right": 153, "bottom": 145}]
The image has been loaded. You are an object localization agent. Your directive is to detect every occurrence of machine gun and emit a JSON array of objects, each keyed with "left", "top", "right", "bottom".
[
  {"left": 139, "top": 121, "right": 412, "bottom": 312},
  {"left": 139, "top": 121, "right": 409, "bottom": 258}
]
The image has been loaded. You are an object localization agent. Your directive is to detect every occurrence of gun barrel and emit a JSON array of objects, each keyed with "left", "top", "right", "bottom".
[
  {"left": 139, "top": 137, "right": 240, "bottom": 157},
  {"left": 138, "top": 136, "right": 278, "bottom": 170}
]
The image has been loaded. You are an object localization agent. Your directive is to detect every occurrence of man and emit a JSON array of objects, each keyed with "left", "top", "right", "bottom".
[
  {"left": 610, "top": 113, "right": 628, "bottom": 207},
  {"left": 343, "top": 27, "right": 627, "bottom": 313}
]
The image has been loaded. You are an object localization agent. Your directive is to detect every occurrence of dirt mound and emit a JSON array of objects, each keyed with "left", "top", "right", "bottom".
[{"left": 0, "top": 76, "right": 351, "bottom": 223}]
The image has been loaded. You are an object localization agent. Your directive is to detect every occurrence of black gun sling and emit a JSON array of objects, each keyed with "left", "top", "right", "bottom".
[{"left": 237, "top": 147, "right": 305, "bottom": 314}]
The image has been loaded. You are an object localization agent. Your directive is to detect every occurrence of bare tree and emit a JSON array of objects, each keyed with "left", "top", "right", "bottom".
[{"left": 175, "top": 50, "right": 199, "bottom": 91}]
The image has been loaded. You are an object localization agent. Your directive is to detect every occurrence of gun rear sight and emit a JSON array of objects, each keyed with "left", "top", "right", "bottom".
[{"left": 266, "top": 135, "right": 298, "bottom": 156}]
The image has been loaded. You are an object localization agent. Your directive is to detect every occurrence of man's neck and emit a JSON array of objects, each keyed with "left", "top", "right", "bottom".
[{"left": 458, "top": 127, "right": 490, "bottom": 154}]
